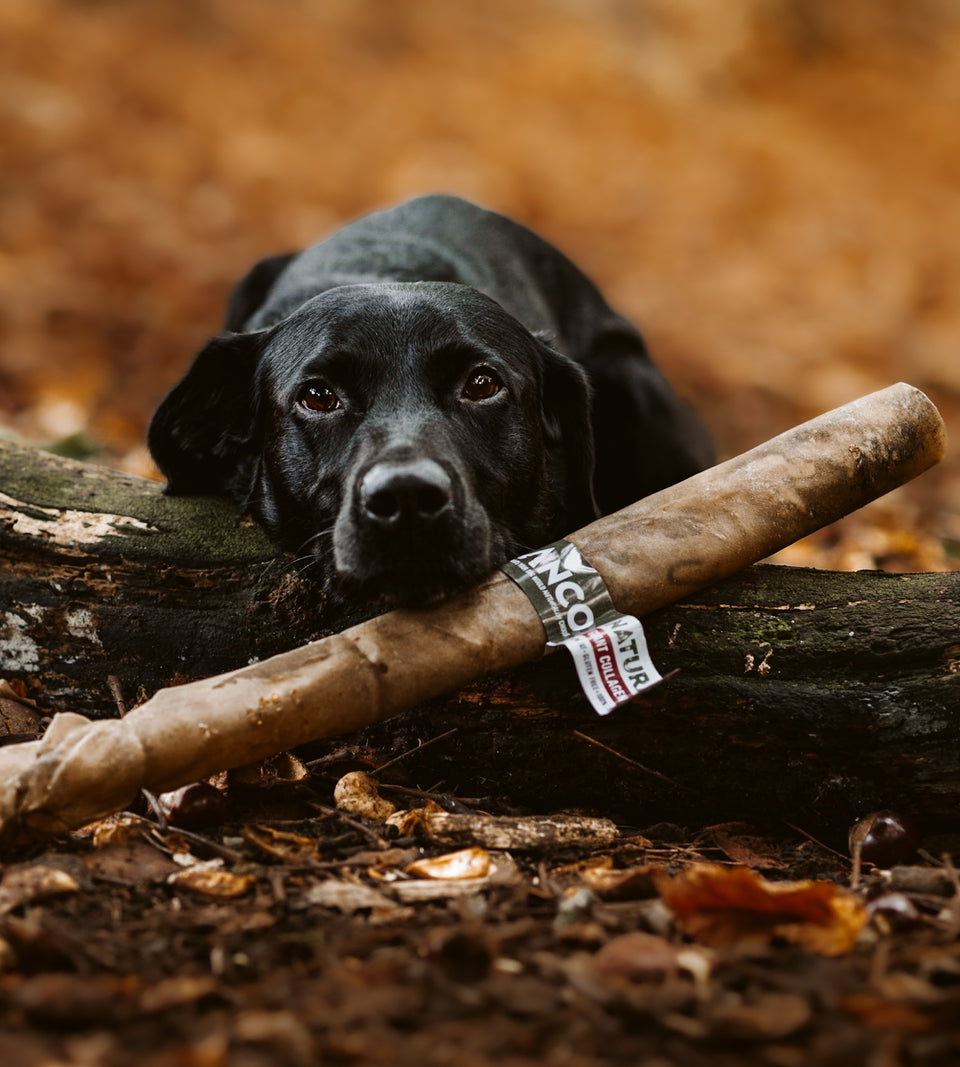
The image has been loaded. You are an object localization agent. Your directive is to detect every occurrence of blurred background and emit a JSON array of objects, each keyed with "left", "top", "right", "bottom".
[{"left": 2, "top": 0, "right": 958, "bottom": 569}]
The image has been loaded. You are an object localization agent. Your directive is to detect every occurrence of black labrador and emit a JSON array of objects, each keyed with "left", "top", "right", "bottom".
[{"left": 148, "top": 195, "right": 712, "bottom": 608}]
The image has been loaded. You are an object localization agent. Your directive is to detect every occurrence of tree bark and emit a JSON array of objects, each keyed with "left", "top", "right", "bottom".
[{"left": 2, "top": 437, "right": 958, "bottom": 834}]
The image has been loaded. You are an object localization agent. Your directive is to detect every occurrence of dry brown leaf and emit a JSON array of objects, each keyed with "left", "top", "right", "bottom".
[
  {"left": 840, "top": 993, "right": 933, "bottom": 1033},
  {"left": 8, "top": 973, "right": 141, "bottom": 1020},
  {"left": 168, "top": 866, "right": 255, "bottom": 898},
  {"left": 232, "top": 1010, "right": 314, "bottom": 1063},
  {"left": 712, "top": 992, "right": 812, "bottom": 1040},
  {"left": 82, "top": 842, "right": 180, "bottom": 885},
  {"left": 229, "top": 752, "right": 309, "bottom": 789},
  {"left": 138, "top": 975, "right": 218, "bottom": 1013},
  {"left": 303, "top": 879, "right": 398, "bottom": 914},
  {"left": 389, "top": 877, "right": 494, "bottom": 904},
  {"left": 591, "top": 931, "right": 680, "bottom": 983},
  {"left": 655, "top": 863, "right": 867, "bottom": 956},
  {"left": 86, "top": 813, "right": 154, "bottom": 849},
  {"left": 705, "top": 823, "right": 789, "bottom": 870},
  {"left": 385, "top": 799, "right": 445, "bottom": 837},
  {"left": 0, "top": 864, "right": 79, "bottom": 915},
  {"left": 240, "top": 824, "right": 319, "bottom": 864},
  {"left": 405, "top": 848, "right": 491, "bottom": 881},
  {"left": 579, "top": 864, "right": 661, "bottom": 900}
]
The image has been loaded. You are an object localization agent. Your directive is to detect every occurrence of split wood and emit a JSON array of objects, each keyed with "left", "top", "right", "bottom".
[{"left": 0, "top": 382, "right": 946, "bottom": 846}]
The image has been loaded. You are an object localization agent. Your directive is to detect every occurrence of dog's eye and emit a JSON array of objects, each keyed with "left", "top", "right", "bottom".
[
  {"left": 461, "top": 368, "right": 503, "bottom": 402},
  {"left": 299, "top": 381, "right": 342, "bottom": 413}
]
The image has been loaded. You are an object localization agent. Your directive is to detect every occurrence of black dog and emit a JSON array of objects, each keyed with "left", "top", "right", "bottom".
[{"left": 148, "top": 195, "right": 712, "bottom": 608}]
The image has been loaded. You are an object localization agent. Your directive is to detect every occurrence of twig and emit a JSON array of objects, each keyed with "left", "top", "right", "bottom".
[
  {"left": 571, "top": 729, "right": 699, "bottom": 795},
  {"left": 374, "top": 728, "right": 460, "bottom": 774},
  {"left": 311, "top": 802, "right": 388, "bottom": 848},
  {"left": 783, "top": 821, "right": 852, "bottom": 865}
]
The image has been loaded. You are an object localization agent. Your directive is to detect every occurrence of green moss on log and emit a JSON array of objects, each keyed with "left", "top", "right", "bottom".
[{"left": 0, "top": 437, "right": 275, "bottom": 565}]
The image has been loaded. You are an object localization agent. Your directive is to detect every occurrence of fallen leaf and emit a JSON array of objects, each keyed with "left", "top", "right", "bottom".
[
  {"left": 82, "top": 842, "right": 180, "bottom": 885},
  {"left": 405, "top": 848, "right": 491, "bottom": 881},
  {"left": 579, "top": 864, "right": 661, "bottom": 900},
  {"left": 168, "top": 867, "right": 255, "bottom": 898},
  {"left": 8, "top": 973, "right": 140, "bottom": 1024},
  {"left": 240, "top": 824, "right": 319, "bottom": 864},
  {"left": 655, "top": 863, "right": 867, "bottom": 956},
  {"left": 0, "top": 864, "right": 80, "bottom": 915},
  {"left": 706, "top": 822, "right": 789, "bottom": 870},
  {"left": 385, "top": 808, "right": 424, "bottom": 836},
  {"left": 591, "top": 931, "right": 680, "bottom": 983},
  {"left": 232, "top": 1010, "right": 314, "bottom": 1063},
  {"left": 389, "top": 878, "right": 494, "bottom": 903},
  {"left": 712, "top": 992, "right": 812, "bottom": 1039},
  {"left": 229, "top": 752, "right": 309, "bottom": 788},
  {"left": 841, "top": 993, "right": 933, "bottom": 1032},
  {"left": 303, "top": 879, "right": 398, "bottom": 914},
  {"left": 86, "top": 813, "right": 154, "bottom": 849},
  {"left": 138, "top": 975, "right": 218, "bottom": 1013}
]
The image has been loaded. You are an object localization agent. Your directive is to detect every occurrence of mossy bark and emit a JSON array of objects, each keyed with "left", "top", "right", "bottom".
[
  {"left": 0, "top": 438, "right": 329, "bottom": 712},
  {"left": 2, "top": 438, "right": 958, "bottom": 833}
]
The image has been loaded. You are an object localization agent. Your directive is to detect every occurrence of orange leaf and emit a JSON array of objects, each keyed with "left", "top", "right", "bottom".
[{"left": 655, "top": 863, "right": 866, "bottom": 956}]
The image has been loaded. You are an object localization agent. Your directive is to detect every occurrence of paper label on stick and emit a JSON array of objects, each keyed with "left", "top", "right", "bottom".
[{"left": 501, "top": 539, "right": 663, "bottom": 716}]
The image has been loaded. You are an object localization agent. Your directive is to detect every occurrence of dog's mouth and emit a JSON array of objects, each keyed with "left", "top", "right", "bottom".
[
  {"left": 355, "top": 570, "right": 472, "bottom": 609},
  {"left": 328, "top": 558, "right": 487, "bottom": 609}
]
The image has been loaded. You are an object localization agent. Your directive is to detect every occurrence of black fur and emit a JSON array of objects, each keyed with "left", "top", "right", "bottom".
[{"left": 149, "top": 195, "right": 712, "bottom": 608}]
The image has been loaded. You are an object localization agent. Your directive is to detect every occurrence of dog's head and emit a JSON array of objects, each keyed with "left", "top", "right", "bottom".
[{"left": 149, "top": 282, "right": 598, "bottom": 607}]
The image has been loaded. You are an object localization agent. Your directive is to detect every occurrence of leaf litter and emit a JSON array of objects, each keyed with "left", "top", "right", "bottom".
[{"left": 0, "top": 759, "right": 957, "bottom": 1065}]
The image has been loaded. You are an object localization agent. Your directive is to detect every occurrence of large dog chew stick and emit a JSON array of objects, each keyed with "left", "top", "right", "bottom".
[{"left": 0, "top": 383, "right": 946, "bottom": 844}]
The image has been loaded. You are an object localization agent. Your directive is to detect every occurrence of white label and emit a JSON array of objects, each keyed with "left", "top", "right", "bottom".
[{"left": 502, "top": 539, "right": 664, "bottom": 716}]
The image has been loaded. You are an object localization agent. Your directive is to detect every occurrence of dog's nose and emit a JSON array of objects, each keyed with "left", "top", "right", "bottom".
[{"left": 359, "top": 459, "right": 453, "bottom": 530}]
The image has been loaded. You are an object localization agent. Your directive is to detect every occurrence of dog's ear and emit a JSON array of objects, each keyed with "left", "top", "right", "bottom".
[
  {"left": 537, "top": 341, "right": 600, "bottom": 529},
  {"left": 223, "top": 251, "right": 297, "bottom": 331},
  {"left": 148, "top": 332, "right": 265, "bottom": 496}
]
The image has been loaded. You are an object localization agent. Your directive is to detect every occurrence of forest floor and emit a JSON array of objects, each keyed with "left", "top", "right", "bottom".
[{"left": 1, "top": 754, "right": 959, "bottom": 1067}]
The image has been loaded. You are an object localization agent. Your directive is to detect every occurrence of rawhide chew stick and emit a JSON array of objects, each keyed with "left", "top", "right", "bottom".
[{"left": 0, "top": 383, "right": 945, "bottom": 844}]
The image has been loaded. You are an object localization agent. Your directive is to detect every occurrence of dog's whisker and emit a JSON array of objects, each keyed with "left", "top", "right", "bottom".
[
  {"left": 287, "top": 528, "right": 339, "bottom": 578},
  {"left": 296, "top": 527, "right": 335, "bottom": 554}
]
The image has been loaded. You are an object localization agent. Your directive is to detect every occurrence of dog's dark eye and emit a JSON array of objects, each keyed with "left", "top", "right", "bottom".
[
  {"left": 461, "top": 368, "right": 503, "bottom": 402},
  {"left": 299, "top": 381, "right": 342, "bottom": 413}
]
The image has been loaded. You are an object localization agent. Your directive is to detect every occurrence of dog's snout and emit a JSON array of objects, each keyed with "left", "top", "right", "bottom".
[{"left": 359, "top": 458, "right": 453, "bottom": 530}]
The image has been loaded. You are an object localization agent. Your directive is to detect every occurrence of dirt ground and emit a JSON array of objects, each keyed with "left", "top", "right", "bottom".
[
  {"left": 1, "top": 771, "right": 959, "bottom": 1067},
  {"left": 2, "top": 1, "right": 960, "bottom": 1063}
]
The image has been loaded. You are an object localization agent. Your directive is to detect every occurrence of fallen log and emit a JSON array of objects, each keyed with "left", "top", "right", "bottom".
[{"left": 0, "top": 384, "right": 956, "bottom": 841}]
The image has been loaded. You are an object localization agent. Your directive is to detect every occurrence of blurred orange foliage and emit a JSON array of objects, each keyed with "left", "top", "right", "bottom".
[{"left": 2, "top": 0, "right": 958, "bottom": 567}]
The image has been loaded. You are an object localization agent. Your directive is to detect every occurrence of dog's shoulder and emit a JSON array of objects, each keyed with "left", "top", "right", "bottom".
[
  {"left": 220, "top": 195, "right": 632, "bottom": 361},
  {"left": 235, "top": 196, "right": 477, "bottom": 330}
]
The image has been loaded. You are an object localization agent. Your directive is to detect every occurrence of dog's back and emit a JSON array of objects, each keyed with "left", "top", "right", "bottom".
[{"left": 232, "top": 196, "right": 598, "bottom": 341}]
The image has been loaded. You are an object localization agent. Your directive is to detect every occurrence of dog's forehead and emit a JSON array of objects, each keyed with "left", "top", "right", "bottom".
[{"left": 276, "top": 282, "right": 531, "bottom": 358}]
